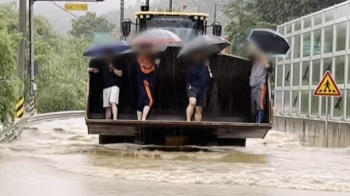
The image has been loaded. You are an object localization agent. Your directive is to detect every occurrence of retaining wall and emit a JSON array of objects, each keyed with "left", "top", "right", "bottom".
[{"left": 273, "top": 115, "right": 350, "bottom": 148}]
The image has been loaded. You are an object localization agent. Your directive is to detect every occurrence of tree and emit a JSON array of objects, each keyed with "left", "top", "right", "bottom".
[
  {"left": 0, "top": 3, "right": 21, "bottom": 125},
  {"left": 224, "top": 0, "right": 275, "bottom": 56},
  {"left": 0, "top": 2, "right": 91, "bottom": 122},
  {"left": 35, "top": 36, "right": 89, "bottom": 113},
  {"left": 224, "top": 0, "right": 346, "bottom": 89},
  {"left": 69, "top": 12, "right": 116, "bottom": 41},
  {"left": 0, "top": 30, "right": 20, "bottom": 126},
  {"left": 224, "top": 0, "right": 347, "bottom": 56},
  {"left": 254, "top": 0, "right": 346, "bottom": 24}
]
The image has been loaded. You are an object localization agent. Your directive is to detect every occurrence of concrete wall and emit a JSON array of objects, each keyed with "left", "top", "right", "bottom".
[{"left": 273, "top": 115, "right": 350, "bottom": 148}]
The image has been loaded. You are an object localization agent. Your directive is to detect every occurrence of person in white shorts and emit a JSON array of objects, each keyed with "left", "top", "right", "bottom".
[{"left": 88, "top": 49, "right": 123, "bottom": 120}]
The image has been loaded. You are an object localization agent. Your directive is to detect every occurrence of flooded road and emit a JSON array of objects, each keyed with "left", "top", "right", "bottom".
[{"left": 0, "top": 117, "right": 349, "bottom": 196}]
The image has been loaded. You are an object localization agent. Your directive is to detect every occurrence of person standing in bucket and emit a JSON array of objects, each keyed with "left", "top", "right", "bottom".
[
  {"left": 248, "top": 50, "right": 270, "bottom": 123},
  {"left": 136, "top": 45, "right": 160, "bottom": 121},
  {"left": 186, "top": 50, "right": 211, "bottom": 122},
  {"left": 88, "top": 49, "right": 123, "bottom": 120}
]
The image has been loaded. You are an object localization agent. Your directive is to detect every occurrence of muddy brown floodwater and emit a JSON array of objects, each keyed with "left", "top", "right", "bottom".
[{"left": 0, "top": 117, "right": 350, "bottom": 196}]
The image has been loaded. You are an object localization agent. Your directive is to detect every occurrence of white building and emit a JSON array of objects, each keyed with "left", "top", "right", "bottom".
[
  {"left": 274, "top": 0, "right": 350, "bottom": 147},
  {"left": 275, "top": 1, "right": 350, "bottom": 121}
]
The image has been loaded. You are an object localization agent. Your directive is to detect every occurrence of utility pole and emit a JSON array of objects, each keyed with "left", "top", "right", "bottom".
[
  {"left": 169, "top": 0, "right": 172, "bottom": 11},
  {"left": 26, "top": 0, "right": 104, "bottom": 116},
  {"left": 120, "top": 0, "right": 124, "bottom": 40},
  {"left": 214, "top": 0, "right": 229, "bottom": 22},
  {"left": 214, "top": 2, "right": 217, "bottom": 22},
  {"left": 198, "top": 0, "right": 201, "bottom": 12},
  {"left": 29, "top": 0, "right": 36, "bottom": 116},
  {"left": 17, "top": 0, "right": 26, "bottom": 96}
]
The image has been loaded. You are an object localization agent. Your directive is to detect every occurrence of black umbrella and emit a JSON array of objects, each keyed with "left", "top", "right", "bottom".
[
  {"left": 247, "top": 28, "right": 290, "bottom": 58},
  {"left": 177, "top": 34, "right": 231, "bottom": 58}
]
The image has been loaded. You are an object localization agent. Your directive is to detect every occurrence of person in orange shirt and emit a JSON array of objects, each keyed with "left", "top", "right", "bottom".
[{"left": 136, "top": 45, "right": 160, "bottom": 121}]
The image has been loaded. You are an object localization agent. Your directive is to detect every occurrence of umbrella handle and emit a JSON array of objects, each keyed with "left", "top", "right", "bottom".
[{"left": 208, "top": 66, "right": 213, "bottom": 78}]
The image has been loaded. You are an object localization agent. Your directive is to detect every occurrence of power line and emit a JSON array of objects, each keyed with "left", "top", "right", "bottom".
[
  {"left": 188, "top": 0, "right": 229, "bottom": 22},
  {"left": 51, "top": 2, "right": 81, "bottom": 20},
  {"left": 189, "top": 0, "right": 211, "bottom": 13}
]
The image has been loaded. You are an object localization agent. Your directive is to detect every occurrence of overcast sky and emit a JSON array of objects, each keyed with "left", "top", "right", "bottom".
[
  {"left": 2, "top": 0, "right": 139, "bottom": 34},
  {"left": 2, "top": 0, "right": 225, "bottom": 34},
  {"left": 34, "top": 0, "right": 137, "bottom": 14},
  {"left": 3, "top": 0, "right": 137, "bottom": 14}
]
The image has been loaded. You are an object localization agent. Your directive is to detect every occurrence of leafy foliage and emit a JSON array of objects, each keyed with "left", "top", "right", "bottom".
[
  {"left": 224, "top": 0, "right": 347, "bottom": 56},
  {"left": 33, "top": 15, "right": 90, "bottom": 113},
  {"left": 0, "top": 29, "right": 20, "bottom": 126},
  {"left": 255, "top": 0, "right": 346, "bottom": 24},
  {"left": 36, "top": 37, "right": 89, "bottom": 113},
  {"left": 0, "top": 3, "right": 21, "bottom": 126},
  {"left": 0, "top": 2, "right": 90, "bottom": 123},
  {"left": 69, "top": 12, "right": 116, "bottom": 41},
  {"left": 224, "top": 0, "right": 276, "bottom": 56},
  {"left": 224, "top": 0, "right": 346, "bottom": 89}
]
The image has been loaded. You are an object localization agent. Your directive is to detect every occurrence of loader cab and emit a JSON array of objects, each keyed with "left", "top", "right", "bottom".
[
  {"left": 135, "top": 11, "right": 208, "bottom": 42},
  {"left": 122, "top": 5, "right": 223, "bottom": 41}
]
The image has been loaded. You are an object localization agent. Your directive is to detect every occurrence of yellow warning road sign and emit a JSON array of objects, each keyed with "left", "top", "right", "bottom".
[
  {"left": 64, "top": 3, "right": 88, "bottom": 11},
  {"left": 15, "top": 97, "right": 24, "bottom": 118},
  {"left": 313, "top": 71, "right": 342, "bottom": 97}
]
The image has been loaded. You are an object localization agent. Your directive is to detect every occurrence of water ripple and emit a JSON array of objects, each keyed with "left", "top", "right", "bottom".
[{"left": 1, "top": 117, "right": 349, "bottom": 192}]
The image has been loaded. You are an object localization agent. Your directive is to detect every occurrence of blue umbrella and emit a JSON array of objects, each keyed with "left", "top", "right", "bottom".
[{"left": 83, "top": 40, "right": 131, "bottom": 57}]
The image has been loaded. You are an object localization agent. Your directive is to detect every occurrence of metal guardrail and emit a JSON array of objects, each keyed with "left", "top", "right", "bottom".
[{"left": 0, "top": 110, "right": 85, "bottom": 143}]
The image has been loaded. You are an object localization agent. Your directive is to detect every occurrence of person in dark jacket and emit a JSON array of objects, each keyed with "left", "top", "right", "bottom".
[
  {"left": 88, "top": 49, "right": 123, "bottom": 120},
  {"left": 186, "top": 51, "right": 211, "bottom": 122},
  {"left": 136, "top": 45, "right": 160, "bottom": 121},
  {"left": 247, "top": 48, "right": 272, "bottom": 123}
]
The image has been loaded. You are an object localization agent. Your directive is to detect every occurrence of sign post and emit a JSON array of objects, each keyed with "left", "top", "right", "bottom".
[
  {"left": 64, "top": 3, "right": 88, "bottom": 11},
  {"left": 313, "top": 71, "right": 342, "bottom": 147}
]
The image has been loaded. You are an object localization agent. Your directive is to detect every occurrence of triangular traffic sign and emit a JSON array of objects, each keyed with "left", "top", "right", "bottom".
[{"left": 313, "top": 71, "right": 342, "bottom": 97}]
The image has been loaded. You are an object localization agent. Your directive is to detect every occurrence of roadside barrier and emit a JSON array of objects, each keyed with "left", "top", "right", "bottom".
[{"left": 0, "top": 110, "right": 85, "bottom": 143}]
